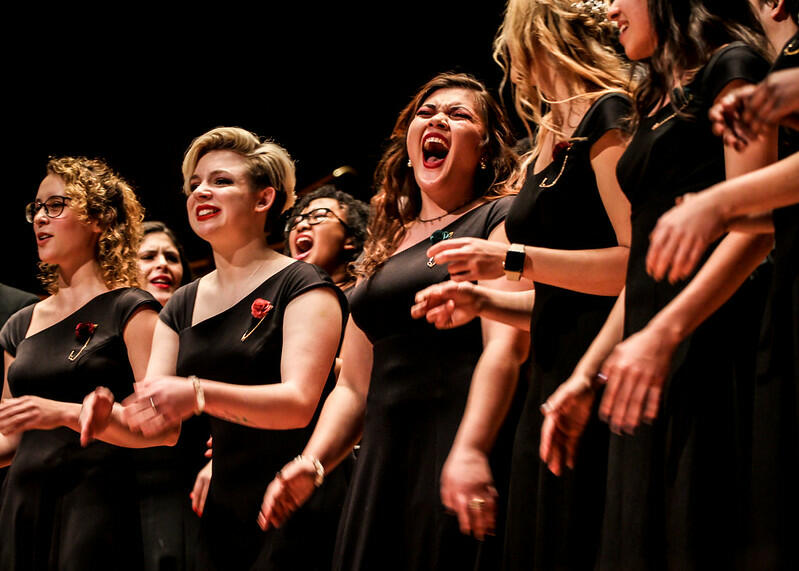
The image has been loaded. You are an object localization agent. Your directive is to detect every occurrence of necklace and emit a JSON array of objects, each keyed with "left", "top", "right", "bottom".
[{"left": 417, "top": 196, "right": 474, "bottom": 223}]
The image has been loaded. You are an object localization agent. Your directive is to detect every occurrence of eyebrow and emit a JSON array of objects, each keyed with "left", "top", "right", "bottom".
[{"left": 189, "top": 169, "right": 234, "bottom": 180}]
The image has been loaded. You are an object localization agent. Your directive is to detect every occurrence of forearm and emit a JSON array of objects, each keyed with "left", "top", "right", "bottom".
[
  {"left": 474, "top": 287, "right": 535, "bottom": 331},
  {"left": 572, "top": 289, "right": 627, "bottom": 378},
  {"left": 96, "top": 404, "right": 179, "bottom": 448},
  {"left": 521, "top": 245, "right": 629, "bottom": 296},
  {"left": 646, "top": 232, "right": 773, "bottom": 343},
  {"left": 301, "top": 383, "right": 366, "bottom": 473},
  {"left": 451, "top": 332, "right": 529, "bottom": 454},
  {"left": 712, "top": 152, "right": 799, "bottom": 220},
  {"left": 0, "top": 433, "right": 20, "bottom": 467},
  {"left": 202, "top": 379, "right": 323, "bottom": 430},
  {"left": 726, "top": 212, "right": 774, "bottom": 234}
]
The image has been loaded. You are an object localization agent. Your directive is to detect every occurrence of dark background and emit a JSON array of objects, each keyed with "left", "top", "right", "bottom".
[{"left": 3, "top": 4, "right": 516, "bottom": 296}]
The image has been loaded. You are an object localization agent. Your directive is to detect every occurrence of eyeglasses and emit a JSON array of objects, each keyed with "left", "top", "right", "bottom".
[
  {"left": 285, "top": 207, "right": 350, "bottom": 233},
  {"left": 25, "top": 196, "right": 72, "bottom": 223}
]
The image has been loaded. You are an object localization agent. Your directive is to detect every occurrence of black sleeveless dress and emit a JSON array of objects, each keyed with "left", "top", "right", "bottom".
[
  {"left": 0, "top": 288, "right": 160, "bottom": 571},
  {"left": 502, "top": 93, "right": 631, "bottom": 570},
  {"left": 601, "top": 44, "right": 769, "bottom": 570},
  {"left": 159, "top": 261, "right": 348, "bottom": 571},
  {"left": 334, "top": 197, "right": 516, "bottom": 571},
  {"left": 749, "top": 31, "right": 799, "bottom": 569}
]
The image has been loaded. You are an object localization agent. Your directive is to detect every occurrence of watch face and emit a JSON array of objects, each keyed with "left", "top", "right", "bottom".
[{"left": 504, "top": 248, "right": 525, "bottom": 272}]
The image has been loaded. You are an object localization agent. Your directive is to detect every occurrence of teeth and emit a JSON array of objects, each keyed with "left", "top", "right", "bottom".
[
  {"left": 424, "top": 137, "right": 448, "bottom": 150},
  {"left": 198, "top": 208, "right": 217, "bottom": 216}
]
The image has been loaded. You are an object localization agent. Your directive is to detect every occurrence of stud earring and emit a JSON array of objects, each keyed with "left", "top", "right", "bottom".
[
  {"left": 480, "top": 159, "right": 488, "bottom": 170},
  {"left": 408, "top": 159, "right": 413, "bottom": 167}
]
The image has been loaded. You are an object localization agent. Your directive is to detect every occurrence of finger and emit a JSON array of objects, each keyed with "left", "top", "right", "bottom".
[
  {"left": 0, "top": 411, "right": 34, "bottom": 435},
  {"left": 80, "top": 406, "right": 95, "bottom": 447},
  {"left": 426, "top": 238, "right": 473, "bottom": 258},
  {"left": 547, "top": 431, "right": 564, "bottom": 477},
  {"left": 622, "top": 381, "right": 650, "bottom": 435},
  {"left": 609, "top": 368, "right": 638, "bottom": 435},
  {"left": 667, "top": 237, "right": 698, "bottom": 284},
  {"left": 454, "top": 496, "right": 472, "bottom": 537},
  {"left": 642, "top": 386, "right": 663, "bottom": 423},
  {"left": 485, "top": 488, "right": 498, "bottom": 536},
  {"left": 539, "top": 415, "right": 554, "bottom": 465},
  {"left": 677, "top": 240, "right": 708, "bottom": 280},
  {"left": 469, "top": 500, "right": 487, "bottom": 541},
  {"left": 647, "top": 227, "right": 680, "bottom": 281},
  {"left": 598, "top": 364, "right": 621, "bottom": 423}
]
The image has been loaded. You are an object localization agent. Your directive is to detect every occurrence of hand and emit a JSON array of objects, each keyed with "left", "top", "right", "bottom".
[
  {"left": 411, "top": 281, "right": 483, "bottom": 329},
  {"left": 709, "top": 83, "right": 758, "bottom": 151},
  {"left": 0, "top": 395, "right": 68, "bottom": 436},
  {"left": 190, "top": 460, "right": 212, "bottom": 517},
  {"left": 646, "top": 192, "right": 725, "bottom": 282},
  {"left": 79, "top": 387, "right": 115, "bottom": 447},
  {"left": 440, "top": 446, "right": 498, "bottom": 541},
  {"left": 427, "top": 237, "right": 509, "bottom": 282},
  {"left": 258, "top": 456, "right": 319, "bottom": 531},
  {"left": 121, "top": 376, "right": 195, "bottom": 437},
  {"left": 598, "top": 326, "right": 678, "bottom": 434},
  {"left": 539, "top": 373, "right": 596, "bottom": 476}
]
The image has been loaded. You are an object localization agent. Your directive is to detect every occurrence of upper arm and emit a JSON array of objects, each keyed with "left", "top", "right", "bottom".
[
  {"left": 590, "top": 129, "right": 632, "bottom": 247},
  {"left": 123, "top": 307, "right": 159, "bottom": 382},
  {"left": 719, "top": 79, "right": 779, "bottom": 179},
  {"left": 337, "top": 316, "right": 374, "bottom": 401},
  {"left": 280, "top": 287, "right": 343, "bottom": 400},
  {"left": 144, "top": 319, "right": 180, "bottom": 378},
  {"left": 3, "top": 351, "right": 14, "bottom": 400}
]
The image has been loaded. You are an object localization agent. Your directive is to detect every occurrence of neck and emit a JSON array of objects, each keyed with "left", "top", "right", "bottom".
[
  {"left": 54, "top": 259, "right": 110, "bottom": 306},
  {"left": 211, "top": 238, "right": 277, "bottom": 287},
  {"left": 417, "top": 184, "right": 476, "bottom": 222}
]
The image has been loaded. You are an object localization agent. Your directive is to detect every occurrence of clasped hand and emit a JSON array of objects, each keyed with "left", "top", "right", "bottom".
[
  {"left": 426, "top": 237, "right": 508, "bottom": 281},
  {"left": 121, "top": 376, "right": 195, "bottom": 437}
]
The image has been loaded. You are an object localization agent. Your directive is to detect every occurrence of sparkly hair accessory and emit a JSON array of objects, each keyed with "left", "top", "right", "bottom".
[{"left": 571, "top": 0, "right": 606, "bottom": 15}]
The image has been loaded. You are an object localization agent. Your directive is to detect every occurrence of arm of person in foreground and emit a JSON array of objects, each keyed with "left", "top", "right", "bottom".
[
  {"left": 258, "top": 314, "right": 373, "bottom": 530},
  {"left": 122, "top": 287, "right": 343, "bottom": 436}
]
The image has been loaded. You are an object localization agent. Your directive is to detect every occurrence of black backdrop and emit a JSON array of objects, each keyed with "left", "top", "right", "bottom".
[{"left": 3, "top": 4, "right": 514, "bottom": 295}]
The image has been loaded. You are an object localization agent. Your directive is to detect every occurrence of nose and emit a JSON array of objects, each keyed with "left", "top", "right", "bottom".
[
  {"left": 428, "top": 112, "right": 449, "bottom": 129},
  {"left": 294, "top": 216, "right": 312, "bottom": 231},
  {"left": 607, "top": 1, "right": 620, "bottom": 21},
  {"left": 154, "top": 252, "right": 168, "bottom": 267},
  {"left": 33, "top": 204, "right": 48, "bottom": 225},
  {"left": 190, "top": 181, "right": 213, "bottom": 200}
]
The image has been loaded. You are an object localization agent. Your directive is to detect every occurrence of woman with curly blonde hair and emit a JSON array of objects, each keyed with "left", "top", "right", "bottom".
[
  {"left": 0, "top": 156, "right": 172, "bottom": 570},
  {"left": 411, "top": 2, "right": 633, "bottom": 568}
]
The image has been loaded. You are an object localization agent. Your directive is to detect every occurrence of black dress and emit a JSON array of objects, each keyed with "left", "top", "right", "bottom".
[
  {"left": 0, "top": 288, "right": 160, "bottom": 571},
  {"left": 502, "top": 93, "right": 631, "bottom": 571},
  {"left": 159, "top": 261, "right": 348, "bottom": 571},
  {"left": 601, "top": 44, "right": 770, "bottom": 569},
  {"left": 749, "top": 32, "right": 799, "bottom": 569},
  {"left": 334, "top": 197, "right": 516, "bottom": 571}
]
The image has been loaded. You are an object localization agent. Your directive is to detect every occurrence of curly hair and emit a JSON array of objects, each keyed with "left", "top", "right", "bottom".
[
  {"left": 182, "top": 127, "right": 296, "bottom": 238},
  {"left": 357, "top": 72, "right": 518, "bottom": 278},
  {"left": 284, "top": 184, "right": 370, "bottom": 264},
  {"left": 39, "top": 156, "right": 145, "bottom": 294},
  {"left": 631, "top": 0, "right": 767, "bottom": 130},
  {"left": 493, "top": 0, "right": 631, "bottom": 170}
]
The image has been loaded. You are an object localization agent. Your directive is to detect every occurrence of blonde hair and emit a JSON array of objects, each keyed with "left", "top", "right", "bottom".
[
  {"left": 40, "top": 157, "right": 145, "bottom": 294},
  {"left": 494, "top": 0, "right": 631, "bottom": 181},
  {"left": 182, "top": 127, "right": 296, "bottom": 236}
]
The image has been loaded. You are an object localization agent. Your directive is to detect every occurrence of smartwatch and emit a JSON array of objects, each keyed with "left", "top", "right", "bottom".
[{"left": 503, "top": 243, "right": 526, "bottom": 281}]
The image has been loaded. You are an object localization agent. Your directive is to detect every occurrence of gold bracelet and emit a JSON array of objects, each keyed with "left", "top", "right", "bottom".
[
  {"left": 190, "top": 375, "right": 205, "bottom": 415},
  {"left": 294, "top": 454, "right": 324, "bottom": 487}
]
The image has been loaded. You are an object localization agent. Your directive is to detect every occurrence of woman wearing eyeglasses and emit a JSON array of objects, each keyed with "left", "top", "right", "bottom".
[{"left": 0, "top": 156, "right": 169, "bottom": 570}]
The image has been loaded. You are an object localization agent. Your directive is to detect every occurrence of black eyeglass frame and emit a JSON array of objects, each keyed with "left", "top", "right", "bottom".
[
  {"left": 25, "top": 195, "right": 72, "bottom": 223},
  {"left": 285, "top": 207, "right": 350, "bottom": 233}
]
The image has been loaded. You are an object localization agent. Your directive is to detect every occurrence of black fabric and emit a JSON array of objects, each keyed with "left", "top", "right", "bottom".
[
  {"left": 0, "top": 288, "right": 160, "bottom": 571},
  {"left": 600, "top": 43, "right": 770, "bottom": 570},
  {"left": 160, "top": 261, "right": 348, "bottom": 571},
  {"left": 749, "top": 32, "right": 799, "bottom": 569},
  {"left": 502, "top": 92, "right": 631, "bottom": 571},
  {"left": 334, "top": 197, "right": 515, "bottom": 571}
]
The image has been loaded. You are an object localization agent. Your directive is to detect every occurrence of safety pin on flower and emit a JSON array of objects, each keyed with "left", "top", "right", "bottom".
[
  {"left": 69, "top": 322, "right": 98, "bottom": 361},
  {"left": 241, "top": 298, "right": 273, "bottom": 341}
]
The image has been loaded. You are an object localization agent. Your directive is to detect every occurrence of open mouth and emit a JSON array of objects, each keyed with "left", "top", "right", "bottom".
[
  {"left": 422, "top": 136, "right": 450, "bottom": 169},
  {"left": 150, "top": 275, "right": 174, "bottom": 290},
  {"left": 36, "top": 232, "right": 53, "bottom": 243},
  {"left": 196, "top": 206, "right": 221, "bottom": 221},
  {"left": 293, "top": 235, "right": 314, "bottom": 260}
]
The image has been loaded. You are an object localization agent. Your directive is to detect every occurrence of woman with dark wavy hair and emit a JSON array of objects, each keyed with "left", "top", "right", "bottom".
[
  {"left": 540, "top": 0, "right": 777, "bottom": 568},
  {"left": 0, "top": 156, "right": 169, "bottom": 570},
  {"left": 259, "top": 72, "right": 529, "bottom": 570}
]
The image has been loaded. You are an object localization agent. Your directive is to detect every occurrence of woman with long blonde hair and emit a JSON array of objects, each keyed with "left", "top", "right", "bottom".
[{"left": 411, "top": 1, "right": 632, "bottom": 568}]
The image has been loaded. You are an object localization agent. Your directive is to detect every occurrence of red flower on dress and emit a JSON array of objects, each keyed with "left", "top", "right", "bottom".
[
  {"left": 75, "top": 322, "right": 98, "bottom": 343},
  {"left": 552, "top": 141, "right": 573, "bottom": 163},
  {"left": 251, "top": 298, "right": 273, "bottom": 319}
]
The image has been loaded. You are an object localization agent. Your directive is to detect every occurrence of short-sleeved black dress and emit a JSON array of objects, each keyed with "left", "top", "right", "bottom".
[
  {"left": 159, "top": 261, "right": 348, "bottom": 571},
  {"left": 749, "top": 32, "right": 799, "bottom": 568},
  {"left": 600, "top": 44, "right": 770, "bottom": 569},
  {"left": 333, "top": 197, "right": 516, "bottom": 571},
  {"left": 502, "top": 93, "right": 631, "bottom": 570},
  {"left": 0, "top": 288, "right": 160, "bottom": 571}
]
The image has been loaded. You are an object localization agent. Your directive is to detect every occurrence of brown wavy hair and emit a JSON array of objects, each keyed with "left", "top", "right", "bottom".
[
  {"left": 358, "top": 72, "right": 518, "bottom": 277},
  {"left": 493, "top": 0, "right": 631, "bottom": 182},
  {"left": 39, "top": 157, "right": 145, "bottom": 294}
]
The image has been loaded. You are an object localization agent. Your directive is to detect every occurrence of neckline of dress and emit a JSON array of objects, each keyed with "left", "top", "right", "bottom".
[
  {"left": 20, "top": 288, "right": 126, "bottom": 342},
  {"left": 188, "top": 260, "right": 298, "bottom": 329}
]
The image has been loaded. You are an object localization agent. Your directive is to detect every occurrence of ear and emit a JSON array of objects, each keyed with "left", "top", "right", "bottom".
[
  {"left": 342, "top": 236, "right": 357, "bottom": 251},
  {"left": 773, "top": 0, "right": 790, "bottom": 21},
  {"left": 254, "top": 186, "right": 276, "bottom": 214}
]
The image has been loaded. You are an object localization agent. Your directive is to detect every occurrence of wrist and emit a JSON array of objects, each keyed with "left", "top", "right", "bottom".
[
  {"left": 292, "top": 454, "right": 325, "bottom": 487},
  {"left": 503, "top": 243, "right": 526, "bottom": 281},
  {"left": 645, "top": 315, "right": 686, "bottom": 348},
  {"left": 190, "top": 375, "right": 205, "bottom": 415},
  {"left": 63, "top": 402, "right": 82, "bottom": 431}
]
